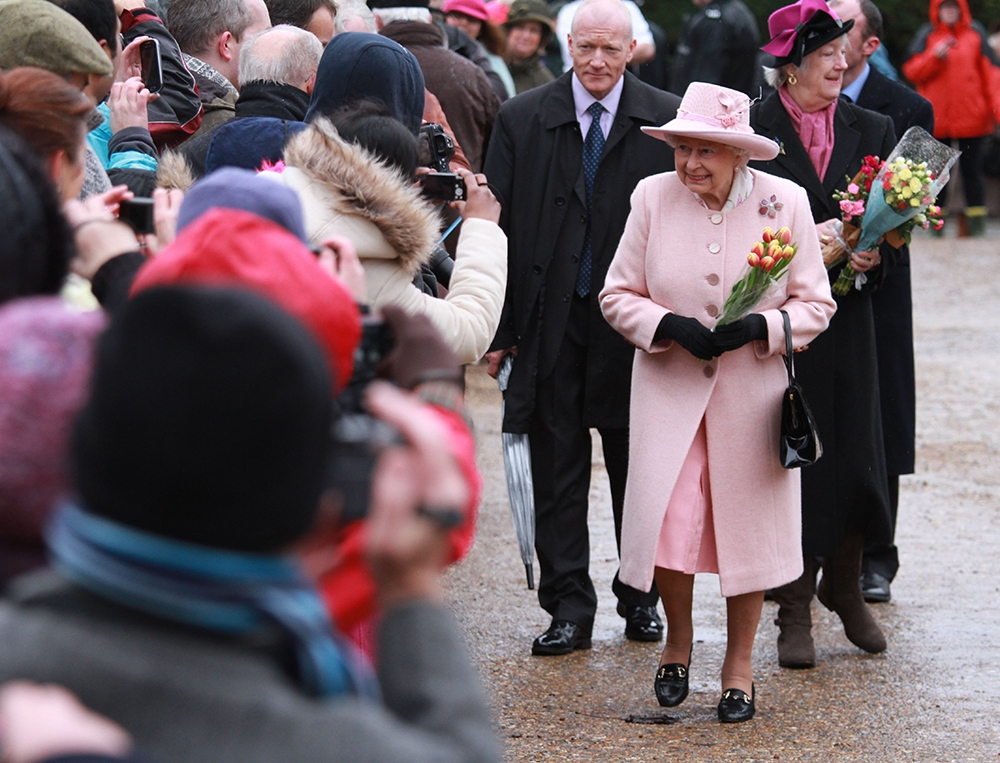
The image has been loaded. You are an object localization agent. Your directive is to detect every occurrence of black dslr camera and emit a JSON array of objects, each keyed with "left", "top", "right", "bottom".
[
  {"left": 417, "top": 123, "right": 467, "bottom": 202},
  {"left": 324, "top": 316, "right": 400, "bottom": 524}
]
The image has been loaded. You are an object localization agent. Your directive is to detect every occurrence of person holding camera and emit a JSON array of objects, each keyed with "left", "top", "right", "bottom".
[
  {"left": 0, "top": 280, "right": 500, "bottom": 763},
  {"left": 268, "top": 95, "right": 507, "bottom": 365}
]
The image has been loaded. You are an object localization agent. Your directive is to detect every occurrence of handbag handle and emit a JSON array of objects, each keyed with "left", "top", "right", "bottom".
[{"left": 781, "top": 309, "right": 795, "bottom": 385}]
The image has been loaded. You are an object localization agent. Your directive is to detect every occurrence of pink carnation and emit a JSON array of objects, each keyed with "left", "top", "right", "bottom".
[{"left": 847, "top": 183, "right": 860, "bottom": 195}]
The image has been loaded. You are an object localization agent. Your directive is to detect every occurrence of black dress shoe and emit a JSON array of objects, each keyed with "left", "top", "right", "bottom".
[
  {"left": 621, "top": 605, "right": 664, "bottom": 642},
  {"left": 654, "top": 660, "right": 689, "bottom": 707},
  {"left": 531, "top": 620, "right": 592, "bottom": 656},
  {"left": 717, "top": 685, "right": 755, "bottom": 723},
  {"left": 861, "top": 571, "right": 892, "bottom": 603}
]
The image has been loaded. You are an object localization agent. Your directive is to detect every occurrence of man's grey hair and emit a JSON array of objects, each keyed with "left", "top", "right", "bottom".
[
  {"left": 335, "top": 0, "right": 376, "bottom": 32},
  {"left": 168, "top": 0, "right": 254, "bottom": 55},
  {"left": 373, "top": 6, "right": 432, "bottom": 25},
  {"left": 238, "top": 24, "right": 322, "bottom": 85},
  {"left": 570, "top": 0, "right": 633, "bottom": 43}
]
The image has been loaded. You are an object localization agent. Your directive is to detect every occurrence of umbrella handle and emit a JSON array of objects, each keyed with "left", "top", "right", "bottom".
[{"left": 525, "top": 564, "right": 535, "bottom": 590}]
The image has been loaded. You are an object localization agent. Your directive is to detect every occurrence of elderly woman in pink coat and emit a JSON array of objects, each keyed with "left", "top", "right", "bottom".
[{"left": 599, "top": 82, "right": 836, "bottom": 723}]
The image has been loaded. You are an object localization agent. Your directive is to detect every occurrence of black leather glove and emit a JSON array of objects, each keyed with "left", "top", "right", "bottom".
[
  {"left": 654, "top": 313, "right": 721, "bottom": 361},
  {"left": 713, "top": 314, "right": 768, "bottom": 353}
]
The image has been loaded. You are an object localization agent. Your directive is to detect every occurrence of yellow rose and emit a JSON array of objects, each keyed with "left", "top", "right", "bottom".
[
  {"left": 899, "top": 167, "right": 912, "bottom": 181},
  {"left": 909, "top": 177, "right": 923, "bottom": 193},
  {"left": 902, "top": 187, "right": 913, "bottom": 199}
]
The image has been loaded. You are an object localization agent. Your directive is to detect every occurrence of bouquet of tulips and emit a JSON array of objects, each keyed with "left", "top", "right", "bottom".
[
  {"left": 715, "top": 225, "right": 797, "bottom": 327},
  {"left": 824, "top": 126, "right": 959, "bottom": 296}
]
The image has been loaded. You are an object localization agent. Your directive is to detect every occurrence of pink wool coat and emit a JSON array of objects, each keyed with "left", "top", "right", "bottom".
[{"left": 599, "top": 169, "right": 836, "bottom": 598}]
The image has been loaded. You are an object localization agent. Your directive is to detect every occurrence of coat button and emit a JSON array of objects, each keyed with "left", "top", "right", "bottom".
[
  {"left": 581, "top": 215, "right": 587, "bottom": 223},
  {"left": 707, "top": 304, "right": 719, "bottom": 317},
  {"left": 571, "top": 255, "right": 578, "bottom": 262},
  {"left": 533, "top": 265, "right": 542, "bottom": 274},
  {"left": 563, "top": 294, "right": 570, "bottom": 302},
  {"left": 707, "top": 273, "right": 719, "bottom": 285},
  {"left": 704, "top": 365, "right": 715, "bottom": 378},
  {"left": 709, "top": 243, "right": 721, "bottom": 254},
  {"left": 711, "top": 213, "right": 723, "bottom": 224},
  {"left": 555, "top": 196, "right": 566, "bottom": 206}
]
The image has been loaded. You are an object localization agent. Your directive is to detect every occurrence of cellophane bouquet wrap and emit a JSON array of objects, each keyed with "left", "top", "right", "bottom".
[
  {"left": 715, "top": 226, "right": 797, "bottom": 327},
  {"left": 824, "top": 127, "right": 960, "bottom": 296}
]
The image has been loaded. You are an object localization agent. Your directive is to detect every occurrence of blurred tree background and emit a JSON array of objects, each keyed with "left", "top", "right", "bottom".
[{"left": 638, "top": 0, "right": 1000, "bottom": 77}]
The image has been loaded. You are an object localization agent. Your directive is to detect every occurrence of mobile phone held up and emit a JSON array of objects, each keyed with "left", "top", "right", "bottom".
[{"left": 139, "top": 38, "right": 162, "bottom": 94}]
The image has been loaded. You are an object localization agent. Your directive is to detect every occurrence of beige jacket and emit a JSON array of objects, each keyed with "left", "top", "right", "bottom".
[{"left": 266, "top": 120, "right": 507, "bottom": 364}]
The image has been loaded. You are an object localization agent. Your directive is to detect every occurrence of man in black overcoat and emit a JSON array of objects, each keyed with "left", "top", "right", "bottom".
[
  {"left": 671, "top": 0, "right": 760, "bottom": 97},
  {"left": 483, "top": 0, "right": 680, "bottom": 655},
  {"left": 832, "top": 0, "right": 935, "bottom": 604}
]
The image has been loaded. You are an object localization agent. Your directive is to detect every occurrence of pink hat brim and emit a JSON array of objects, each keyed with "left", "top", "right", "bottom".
[{"left": 641, "top": 119, "right": 779, "bottom": 162}]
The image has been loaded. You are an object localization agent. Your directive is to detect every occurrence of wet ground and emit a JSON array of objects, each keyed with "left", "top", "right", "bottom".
[{"left": 445, "top": 228, "right": 1000, "bottom": 761}]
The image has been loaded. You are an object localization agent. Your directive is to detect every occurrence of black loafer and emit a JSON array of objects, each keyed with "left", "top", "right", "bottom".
[
  {"left": 654, "top": 661, "right": 689, "bottom": 707},
  {"left": 861, "top": 571, "right": 892, "bottom": 603},
  {"left": 531, "top": 619, "right": 592, "bottom": 656},
  {"left": 622, "top": 604, "right": 664, "bottom": 642},
  {"left": 718, "top": 685, "right": 755, "bottom": 723}
]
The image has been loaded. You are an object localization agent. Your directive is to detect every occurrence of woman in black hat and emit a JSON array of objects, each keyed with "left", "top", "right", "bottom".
[{"left": 749, "top": 0, "right": 895, "bottom": 669}]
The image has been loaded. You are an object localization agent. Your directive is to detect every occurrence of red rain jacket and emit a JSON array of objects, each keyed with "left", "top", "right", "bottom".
[{"left": 903, "top": 0, "right": 1000, "bottom": 139}]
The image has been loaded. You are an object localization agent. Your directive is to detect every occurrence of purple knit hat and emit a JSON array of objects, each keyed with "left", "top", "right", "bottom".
[{"left": 0, "top": 297, "right": 105, "bottom": 578}]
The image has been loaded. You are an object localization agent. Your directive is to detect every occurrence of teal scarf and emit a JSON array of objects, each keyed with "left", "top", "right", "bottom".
[{"left": 48, "top": 502, "right": 378, "bottom": 700}]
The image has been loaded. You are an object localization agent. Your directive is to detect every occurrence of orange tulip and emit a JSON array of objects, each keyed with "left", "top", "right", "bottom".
[
  {"left": 776, "top": 226, "right": 792, "bottom": 245},
  {"left": 781, "top": 244, "right": 796, "bottom": 259},
  {"left": 762, "top": 227, "right": 775, "bottom": 243}
]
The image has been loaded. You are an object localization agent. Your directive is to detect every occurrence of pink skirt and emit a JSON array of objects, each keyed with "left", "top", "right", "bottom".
[{"left": 654, "top": 418, "right": 719, "bottom": 574}]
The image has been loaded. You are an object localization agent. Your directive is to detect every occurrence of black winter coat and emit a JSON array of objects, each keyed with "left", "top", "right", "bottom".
[
  {"left": 856, "top": 66, "right": 935, "bottom": 476},
  {"left": 484, "top": 71, "right": 679, "bottom": 433},
  {"left": 671, "top": 0, "right": 760, "bottom": 97},
  {"left": 751, "top": 93, "right": 895, "bottom": 557}
]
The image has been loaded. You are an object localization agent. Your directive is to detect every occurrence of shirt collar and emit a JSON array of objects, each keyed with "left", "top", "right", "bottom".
[
  {"left": 841, "top": 62, "right": 870, "bottom": 104},
  {"left": 571, "top": 72, "right": 625, "bottom": 121}
]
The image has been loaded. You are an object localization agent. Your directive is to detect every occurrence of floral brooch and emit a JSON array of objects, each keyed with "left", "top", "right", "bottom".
[{"left": 759, "top": 194, "right": 784, "bottom": 218}]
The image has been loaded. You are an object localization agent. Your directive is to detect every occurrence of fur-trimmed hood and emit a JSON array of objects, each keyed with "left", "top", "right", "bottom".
[{"left": 281, "top": 119, "right": 440, "bottom": 274}]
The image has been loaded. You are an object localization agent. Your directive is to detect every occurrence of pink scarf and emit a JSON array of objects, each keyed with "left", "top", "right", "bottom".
[{"left": 778, "top": 86, "right": 837, "bottom": 181}]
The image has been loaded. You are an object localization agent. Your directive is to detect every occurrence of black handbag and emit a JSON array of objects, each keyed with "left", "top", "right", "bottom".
[{"left": 779, "top": 310, "right": 822, "bottom": 469}]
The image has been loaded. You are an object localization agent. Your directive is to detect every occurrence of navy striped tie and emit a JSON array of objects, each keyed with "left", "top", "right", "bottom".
[{"left": 576, "top": 101, "right": 605, "bottom": 297}]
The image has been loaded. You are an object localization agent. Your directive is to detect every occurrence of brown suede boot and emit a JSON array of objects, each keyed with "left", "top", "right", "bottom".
[
  {"left": 772, "top": 557, "right": 816, "bottom": 669},
  {"left": 817, "top": 534, "right": 887, "bottom": 654}
]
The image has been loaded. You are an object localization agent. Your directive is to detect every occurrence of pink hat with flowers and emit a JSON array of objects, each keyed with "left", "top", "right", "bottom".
[
  {"left": 442, "top": 0, "right": 490, "bottom": 21},
  {"left": 641, "top": 82, "right": 779, "bottom": 161}
]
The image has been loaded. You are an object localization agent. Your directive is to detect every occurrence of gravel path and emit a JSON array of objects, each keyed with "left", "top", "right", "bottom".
[{"left": 446, "top": 228, "right": 1000, "bottom": 761}]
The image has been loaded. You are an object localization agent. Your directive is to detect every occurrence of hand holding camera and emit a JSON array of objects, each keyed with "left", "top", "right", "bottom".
[{"left": 417, "top": 123, "right": 467, "bottom": 202}]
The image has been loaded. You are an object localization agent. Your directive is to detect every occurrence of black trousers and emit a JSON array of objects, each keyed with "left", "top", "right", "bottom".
[
  {"left": 863, "top": 475, "right": 900, "bottom": 581},
  {"left": 529, "top": 295, "right": 658, "bottom": 632},
  {"left": 938, "top": 136, "right": 987, "bottom": 209}
]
